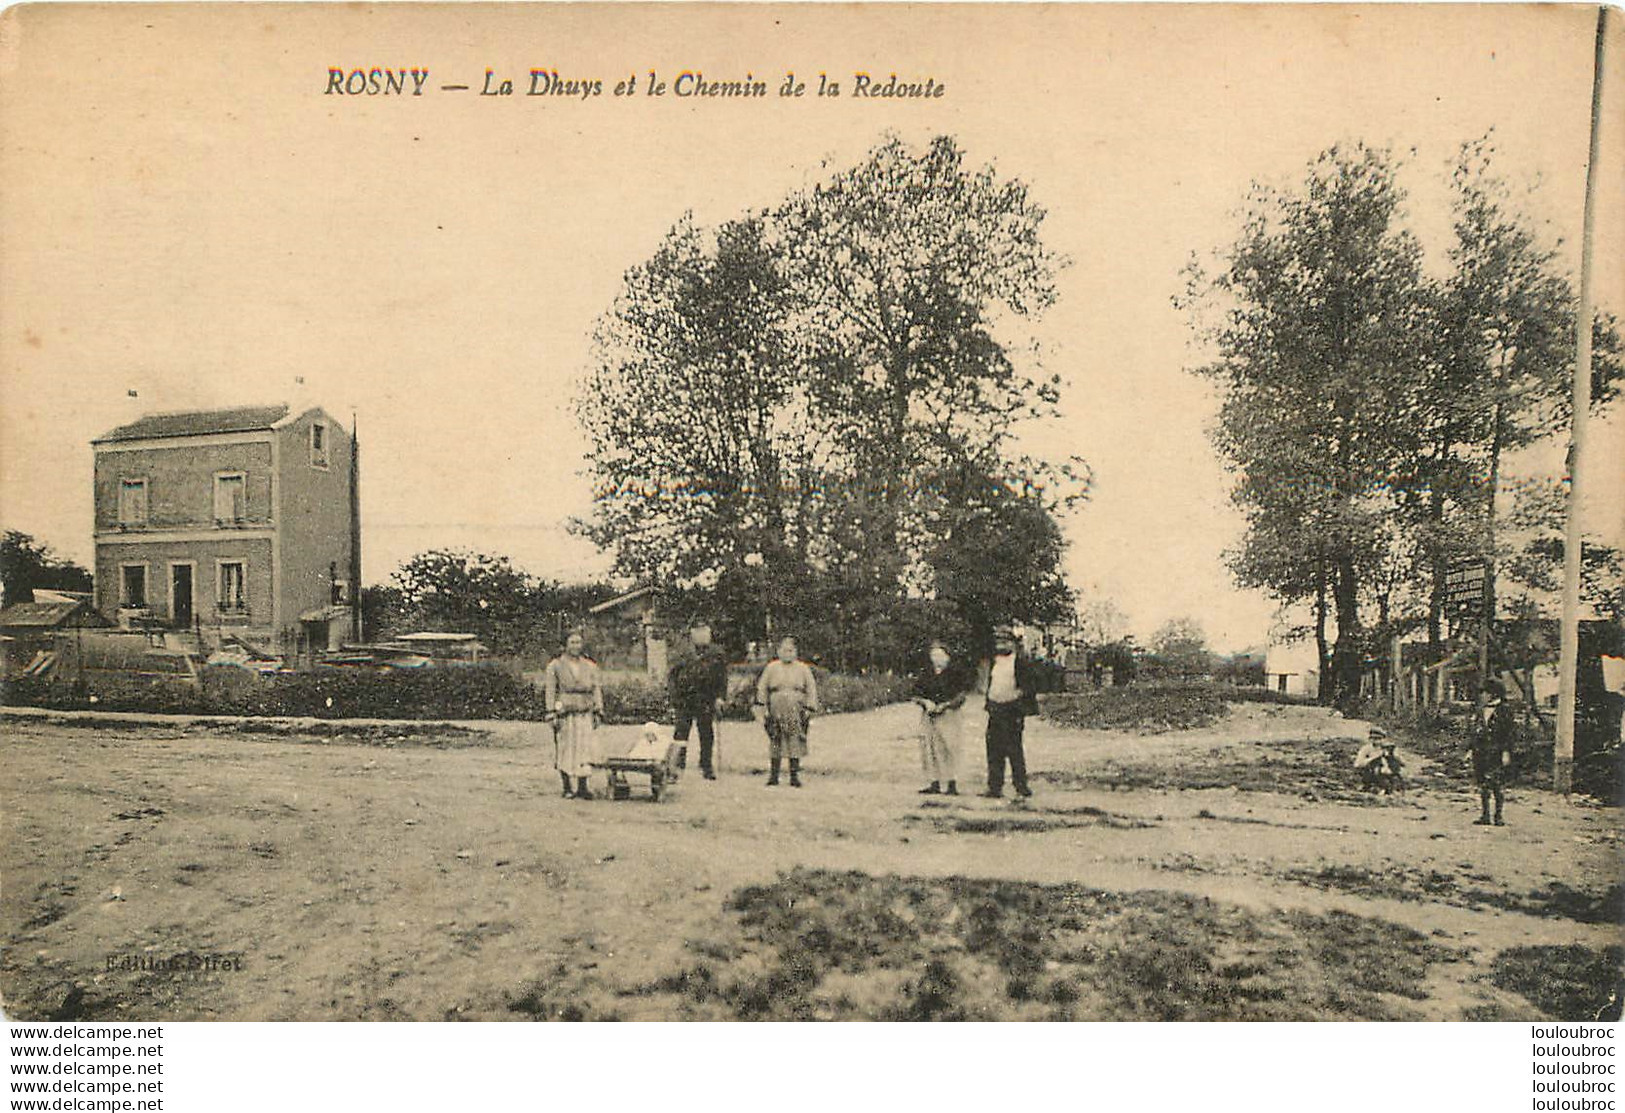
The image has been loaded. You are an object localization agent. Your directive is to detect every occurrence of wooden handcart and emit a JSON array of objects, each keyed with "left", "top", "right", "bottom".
[{"left": 594, "top": 741, "right": 685, "bottom": 802}]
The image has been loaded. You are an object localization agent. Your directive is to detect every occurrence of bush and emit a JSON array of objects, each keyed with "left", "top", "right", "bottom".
[
  {"left": 600, "top": 673, "right": 670, "bottom": 725},
  {"left": 254, "top": 666, "right": 548, "bottom": 720},
  {"left": 1220, "top": 686, "right": 1320, "bottom": 707},
  {"left": 718, "top": 666, "right": 913, "bottom": 720},
  {"left": 819, "top": 671, "right": 914, "bottom": 714},
  {"left": 1042, "top": 685, "right": 1229, "bottom": 733},
  {"left": 4, "top": 675, "right": 207, "bottom": 715}
]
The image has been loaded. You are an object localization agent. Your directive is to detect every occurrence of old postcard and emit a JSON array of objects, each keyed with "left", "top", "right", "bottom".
[{"left": 1, "top": 0, "right": 1621, "bottom": 1098}]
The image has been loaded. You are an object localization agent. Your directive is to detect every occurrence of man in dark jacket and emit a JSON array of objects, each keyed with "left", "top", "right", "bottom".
[
  {"left": 670, "top": 623, "right": 728, "bottom": 779},
  {"left": 982, "top": 625, "right": 1042, "bottom": 799},
  {"left": 1470, "top": 679, "right": 1517, "bottom": 826}
]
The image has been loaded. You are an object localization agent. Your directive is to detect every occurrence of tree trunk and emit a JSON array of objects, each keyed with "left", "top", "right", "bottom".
[
  {"left": 1478, "top": 374, "right": 1507, "bottom": 707},
  {"left": 1331, "top": 554, "right": 1363, "bottom": 709},
  {"left": 1314, "top": 563, "right": 1331, "bottom": 704},
  {"left": 1427, "top": 483, "right": 1446, "bottom": 648}
]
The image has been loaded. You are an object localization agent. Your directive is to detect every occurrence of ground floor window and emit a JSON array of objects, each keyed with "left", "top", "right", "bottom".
[
  {"left": 120, "top": 564, "right": 147, "bottom": 607},
  {"left": 218, "top": 560, "right": 247, "bottom": 613}
]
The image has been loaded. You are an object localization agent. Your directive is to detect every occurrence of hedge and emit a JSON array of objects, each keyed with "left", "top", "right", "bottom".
[
  {"left": 1042, "top": 685, "right": 1231, "bottom": 734},
  {"left": 4, "top": 662, "right": 916, "bottom": 724}
]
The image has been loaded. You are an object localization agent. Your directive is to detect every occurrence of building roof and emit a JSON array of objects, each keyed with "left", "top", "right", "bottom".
[
  {"left": 94, "top": 404, "right": 292, "bottom": 444},
  {"left": 587, "top": 586, "right": 659, "bottom": 615},
  {"left": 31, "top": 589, "right": 93, "bottom": 604},
  {"left": 0, "top": 599, "right": 111, "bottom": 629}
]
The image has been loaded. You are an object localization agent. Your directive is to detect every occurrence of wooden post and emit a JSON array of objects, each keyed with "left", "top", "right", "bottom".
[
  {"left": 1391, "top": 633, "right": 1405, "bottom": 710},
  {"left": 1557, "top": 6, "right": 1608, "bottom": 796}
]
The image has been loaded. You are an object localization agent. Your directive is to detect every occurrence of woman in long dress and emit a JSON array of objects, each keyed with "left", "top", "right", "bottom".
[
  {"left": 754, "top": 636, "right": 818, "bottom": 787},
  {"left": 545, "top": 631, "right": 604, "bottom": 800},
  {"left": 913, "top": 639, "right": 970, "bottom": 796}
]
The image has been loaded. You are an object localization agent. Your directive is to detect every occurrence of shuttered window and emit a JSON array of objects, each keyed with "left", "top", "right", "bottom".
[
  {"left": 214, "top": 473, "right": 246, "bottom": 523},
  {"left": 118, "top": 479, "right": 148, "bottom": 525}
]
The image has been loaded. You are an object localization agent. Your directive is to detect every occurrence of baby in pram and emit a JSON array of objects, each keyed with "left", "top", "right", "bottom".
[{"left": 625, "top": 722, "right": 668, "bottom": 762}]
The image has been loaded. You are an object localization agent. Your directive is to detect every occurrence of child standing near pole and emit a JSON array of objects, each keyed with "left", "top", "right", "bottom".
[{"left": 1471, "top": 680, "right": 1516, "bottom": 826}]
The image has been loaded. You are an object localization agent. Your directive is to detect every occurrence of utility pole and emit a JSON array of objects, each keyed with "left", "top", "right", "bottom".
[
  {"left": 350, "top": 410, "right": 363, "bottom": 645},
  {"left": 1556, "top": 6, "right": 1608, "bottom": 796}
]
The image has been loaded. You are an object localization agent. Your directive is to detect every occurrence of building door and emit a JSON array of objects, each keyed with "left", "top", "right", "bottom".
[{"left": 171, "top": 565, "right": 194, "bottom": 629}]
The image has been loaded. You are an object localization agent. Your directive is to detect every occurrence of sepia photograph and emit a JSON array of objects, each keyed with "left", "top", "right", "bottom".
[{"left": 0, "top": 0, "right": 1621, "bottom": 1056}]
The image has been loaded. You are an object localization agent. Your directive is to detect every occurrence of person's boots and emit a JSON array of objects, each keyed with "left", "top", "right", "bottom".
[
  {"left": 575, "top": 776, "right": 594, "bottom": 801},
  {"left": 788, "top": 759, "right": 802, "bottom": 788},
  {"left": 919, "top": 781, "right": 942, "bottom": 795},
  {"left": 945, "top": 781, "right": 959, "bottom": 796},
  {"left": 767, "top": 758, "right": 781, "bottom": 786},
  {"left": 560, "top": 772, "right": 574, "bottom": 798},
  {"left": 1474, "top": 789, "right": 1492, "bottom": 825}
]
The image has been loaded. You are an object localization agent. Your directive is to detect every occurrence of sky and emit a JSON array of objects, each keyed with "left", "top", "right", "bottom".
[{"left": 2, "top": 4, "right": 1621, "bottom": 652}]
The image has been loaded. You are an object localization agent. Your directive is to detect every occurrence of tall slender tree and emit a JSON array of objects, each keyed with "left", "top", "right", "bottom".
[
  {"left": 1182, "top": 144, "right": 1430, "bottom": 704},
  {"left": 1419, "top": 137, "right": 1622, "bottom": 663},
  {"left": 773, "top": 135, "right": 1080, "bottom": 598}
]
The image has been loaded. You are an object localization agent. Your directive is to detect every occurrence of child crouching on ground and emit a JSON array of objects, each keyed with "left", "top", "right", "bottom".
[{"left": 1353, "top": 727, "right": 1404, "bottom": 794}]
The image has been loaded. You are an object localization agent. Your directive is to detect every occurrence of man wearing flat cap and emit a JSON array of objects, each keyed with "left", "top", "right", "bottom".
[
  {"left": 670, "top": 622, "right": 729, "bottom": 779},
  {"left": 982, "top": 624, "right": 1041, "bottom": 799}
]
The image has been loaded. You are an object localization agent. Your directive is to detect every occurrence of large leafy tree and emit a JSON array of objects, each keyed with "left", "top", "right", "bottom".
[
  {"left": 1148, "top": 616, "right": 1213, "bottom": 678},
  {"left": 1183, "top": 144, "right": 1429, "bottom": 705},
  {"left": 1186, "top": 139, "right": 1620, "bottom": 705},
  {"left": 1501, "top": 478, "right": 1624, "bottom": 624},
  {"left": 1076, "top": 599, "right": 1130, "bottom": 647},
  {"left": 575, "top": 215, "right": 814, "bottom": 638},
  {"left": 1412, "top": 137, "right": 1622, "bottom": 648},
  {"left": 774, "top": 135, "right": 1077, "bottom": 588},
  {"left": 577, "top": 135, "right": 1084, "bottom": 651},
  {"left": 390, "top": 548, "right": 547, "bottom": 653},
  {"left": 924, "top": 466, "right": 1075, "bottom": 637}
]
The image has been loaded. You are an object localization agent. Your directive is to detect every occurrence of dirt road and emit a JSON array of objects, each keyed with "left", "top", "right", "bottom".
[{"left": 2, "top": 702, "right": 1619, "bottom": 1020}]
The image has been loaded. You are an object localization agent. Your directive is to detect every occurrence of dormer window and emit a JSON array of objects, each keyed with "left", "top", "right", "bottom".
[
  {"left": 118, "top": 478, "right": 148, "bottom": 526},
  {"left": 310, "top": 421, "right": 329, "bottom": 468},
  {"left": 213, "top": 472, "right": 247, "bottom": 524}
]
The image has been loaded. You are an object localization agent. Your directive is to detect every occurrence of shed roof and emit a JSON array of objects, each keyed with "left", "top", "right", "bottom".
[
  {"left": 587, "top": 586, "right": 659, "bottom": 615},
  {"left": 0, "top": 600, "right": 111, "bottom": 628},
  {"left": 94, "top": 404, "right": 292, "bottom": 444}
]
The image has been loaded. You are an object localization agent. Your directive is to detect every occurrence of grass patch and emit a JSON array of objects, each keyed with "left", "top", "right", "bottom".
[
  {"left": 1042, "top": 686, "right": 1228, "bottom": 734},
  {"left": 1041, "top": 737, "right": 1385, "bottom": 803},
  {"left": 1282, "top": 865, "right": 1624, "bottom": 926},
  {"left": 902, "top": 806, "right": 1157, "bottom": 835},
  {"left": 605, "top": 868, "right": 1459, "bottom": 1021},
  {"left": 1040, "top": 682, "right": 1320, "bottom": 735},
  {"left": 1490, "top": 945, "right": 1624, "bottom": 1020}
]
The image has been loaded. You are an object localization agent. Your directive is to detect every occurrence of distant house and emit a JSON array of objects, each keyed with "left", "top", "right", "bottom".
[
  {"left": 1263, "top": 640, "right": 1320, "bottom": 698},
  {"left": 585, "top": 586, "right": 670, "bottom": 678},
  {"left": 91, "top": 404, "right": 361, "bottom": 661}
]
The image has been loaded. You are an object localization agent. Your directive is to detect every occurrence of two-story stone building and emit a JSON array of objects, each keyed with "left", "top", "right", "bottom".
[{"left": 92, "top": 404, "right": 360, "bottom": 659}]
